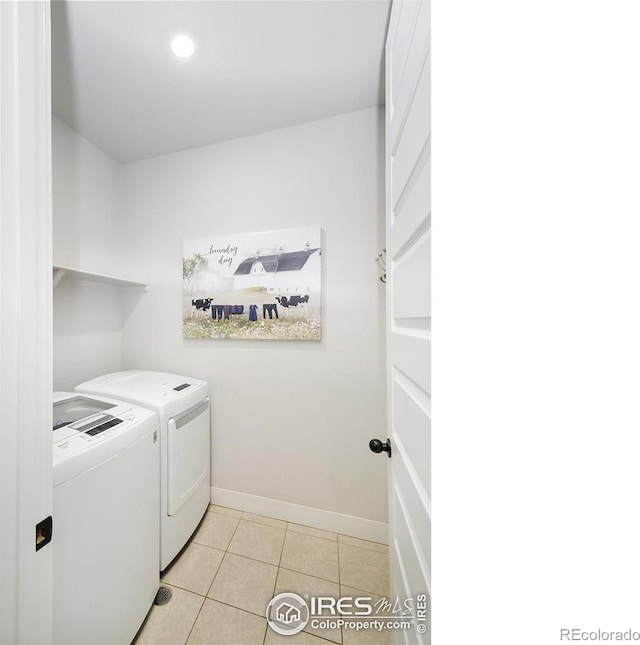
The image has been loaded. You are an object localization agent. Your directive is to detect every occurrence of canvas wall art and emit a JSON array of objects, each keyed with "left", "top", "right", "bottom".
[{"left": 183, "top": 226, "right": 322, "bottom": 340}]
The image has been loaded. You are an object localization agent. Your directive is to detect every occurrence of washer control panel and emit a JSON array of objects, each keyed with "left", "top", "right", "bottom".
[
  {"left": 70, "top": 413, "right": 123, "bottom": 435},
  {"left": 53, "top": 410, "right": 140, "bottom": 457},
  {"left": 52, "top": 393, "right": 159, "bottom": 486}
]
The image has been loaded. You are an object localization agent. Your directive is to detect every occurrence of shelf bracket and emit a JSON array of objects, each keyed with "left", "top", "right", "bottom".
[{"left": 52, "top": 268, "right": 66, "bottom": 288}]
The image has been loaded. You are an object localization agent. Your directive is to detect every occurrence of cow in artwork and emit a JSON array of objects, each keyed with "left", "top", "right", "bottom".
[{"left": 191, "top": 298, "right": 213, "bottom": 318}]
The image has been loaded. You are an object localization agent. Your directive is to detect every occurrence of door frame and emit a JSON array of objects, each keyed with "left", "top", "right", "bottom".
[{"left": 0, "top": 2, "right": 53, "bottom": 643}]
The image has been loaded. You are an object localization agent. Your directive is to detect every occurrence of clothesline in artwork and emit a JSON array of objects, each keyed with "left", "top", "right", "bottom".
[
  {"left": 211, "top": 303, "right": 280, "bottom": 321},
  {"left": 211, "top": 304, "right": 245, "bottom": 320},
  {"left": 193, "top": 294, "right": 312, "bottom": 322}
]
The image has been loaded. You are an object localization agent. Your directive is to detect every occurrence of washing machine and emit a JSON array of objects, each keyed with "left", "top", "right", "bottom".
[
  {"left": 52, "top": 392, "right": 159, "bottom": 645},
  {"left": 76, "top": 370, "right": 210, "bottom": 570}
]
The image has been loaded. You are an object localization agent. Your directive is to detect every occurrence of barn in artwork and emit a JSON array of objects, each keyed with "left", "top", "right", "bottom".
[
  {"left": 183, "top": 226, "right": 322, "bottom": 341},
  {"left": 233, "top": 245, "right": 321, "bottom": 293}
]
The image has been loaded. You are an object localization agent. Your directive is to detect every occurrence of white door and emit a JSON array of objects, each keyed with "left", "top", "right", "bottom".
[
  {"left": 385, "top": 0, "right": 431, "bottom": 642},
  {"left": 0, "top": 2, "right": 53, "bottom": 644}
]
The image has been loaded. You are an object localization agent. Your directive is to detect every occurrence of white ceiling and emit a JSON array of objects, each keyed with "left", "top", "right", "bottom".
[{"left": 52, "top": 1, "right": 391, "bottom": 163}]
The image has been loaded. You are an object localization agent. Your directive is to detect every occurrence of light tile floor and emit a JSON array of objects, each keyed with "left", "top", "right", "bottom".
[{"left": 133, "top": 505, "right": 390, "bottom": 645}]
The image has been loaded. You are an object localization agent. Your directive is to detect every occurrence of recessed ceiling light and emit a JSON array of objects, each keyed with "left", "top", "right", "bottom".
[{"left": 171, "top": 35, "right": 195, "bottom": 59}]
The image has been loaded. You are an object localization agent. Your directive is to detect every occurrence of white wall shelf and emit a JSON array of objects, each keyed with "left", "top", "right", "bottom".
[{"left": 52, "top": 265, "right": 148, "bottom": 291}]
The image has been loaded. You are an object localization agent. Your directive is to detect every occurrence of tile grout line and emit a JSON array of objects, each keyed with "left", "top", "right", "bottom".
[
  {"left": 283, "top": 523, "right": 344, "bottom": 645},
  {"left": 277, "top": 564, "right": 340, "bottom": 587},
  {"left": 211, "top": 547, "right": 282, "bottom": 571},
  {"left": 183, "top": 509, "right": 243, "bottom": 645},
  {"left": 205, "top": 509, "right": 281, "bottom": 645},
  {"left": 242, "top": 511, "right": 287, "bottom": 530},
  {"left": 170, "top": 590, "right": 341, "bottom": 645},
  {"left": 196, "top": 596, "right": 268, "bottom": 621},
  {"left": 164, "top": 567, "right": 388, "bottom": 612},
  {"left": 338, "top": 538, "right": 344, "bottom": 645},
  {"left": 190, "top": 524, "right": 287, "bottom": 570},
  {"left": 204, "top": 514, "right": 243, "bottom": 597},
  {"left": 163, "top": 580, "right": 344, "bottom": 628},
  {"left": 210, "top": 507, "right": 386, "bottom": 549},
  {"left": 182, "top": 591, "right": 206, "bottom": 645},
  {"left": 287, "top": 522, "right": 339, "bottom": 543},
  {"left": 337, "top": 536, "right": 389, "bottom": 552},
  {"left": 212, "top": 507, "right": 385, "bottom": 548},
  {"left": 226, "top": 518, "right": 286, "bottom": 567},
  {"left": 162, "top": 581, "right": 207, "bottom": 598},
  {"left": 279, "top": 529, "right": 342, "bottom": 585},
  {"left": 262, "top": 517, "right": 290, "bottom": 645}
]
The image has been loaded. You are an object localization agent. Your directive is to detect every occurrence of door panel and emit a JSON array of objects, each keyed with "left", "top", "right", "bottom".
[
  {"left": 393, "top": 232, "right": 431, "bottom": 318},
  {"left": 391, "top": 334, "right": 430, "bottom": 393},
  {"left": 386, "top": 0, "right": 431, "bottom": 643},
  {"left": 388, "top": 152, "right": 430, "bottom": 257},
  {"left": 167, "top": 399, "right": 210, "bottom": 516},
  {"left": 393, "top": 379, "right": 431, "bottom": 496},
  {"left": 392, "top": 445, "right": 430, "bottom": 566},
  {"left": 390, "top": 2, "right": 431, "bottom": 146},
  {"left": 390, "top": 0, "right": 421, "bottom": 93},
  {"left": 391, "top": 53, "right": 431, "bottom": 202},
  {"left": 393, "top": 484, "right": 431, "bottom": 604}
]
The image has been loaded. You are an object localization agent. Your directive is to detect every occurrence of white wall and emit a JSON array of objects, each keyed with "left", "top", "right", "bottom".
[
  {"left": 120, "top": 108, "right": 388, "bottom": 527},
  {"left": 53, "top": 117, "right": 122, "bottom": 274},
  {"left": 52, "top": 117, "right": 125, "bottom": 390}
]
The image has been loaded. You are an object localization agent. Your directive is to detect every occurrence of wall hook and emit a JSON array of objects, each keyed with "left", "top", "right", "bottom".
[{"left": 376, "top": 249, "right": 386, "bottom": 284}]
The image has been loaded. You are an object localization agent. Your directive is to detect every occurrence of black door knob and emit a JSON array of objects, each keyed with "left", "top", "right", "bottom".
[{"left": 369, "top": 438, "right": 392, "bottom": 457}]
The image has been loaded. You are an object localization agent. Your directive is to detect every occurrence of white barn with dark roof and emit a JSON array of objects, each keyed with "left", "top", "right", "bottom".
[{"left": 233, "top": 247, "right": 321, "bottom": 294}]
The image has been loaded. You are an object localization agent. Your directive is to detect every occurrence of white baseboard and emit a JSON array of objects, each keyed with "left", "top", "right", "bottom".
[{"left": 210, "top": 487, "right": 389, "bottom": 545}]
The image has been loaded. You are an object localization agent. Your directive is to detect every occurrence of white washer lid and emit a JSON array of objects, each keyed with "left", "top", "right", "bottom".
[
  {"left": 52, "top": 391, "right": 159, "bottom": 486},
  {"left": 75, "top": 370, "right": 209, "bottom": 418}
]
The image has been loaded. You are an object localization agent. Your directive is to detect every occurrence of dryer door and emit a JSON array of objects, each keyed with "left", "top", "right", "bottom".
[{"left": 167, "top": 398, "right": 210, "bottom": 516}]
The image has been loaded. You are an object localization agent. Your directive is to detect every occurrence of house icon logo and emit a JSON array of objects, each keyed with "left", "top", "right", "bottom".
[
  {"left": 266, "top": 592, "right": 309, "bottom": 635},
  {"left": 276, "top": 602, "right": 301, "bottom": 625}
]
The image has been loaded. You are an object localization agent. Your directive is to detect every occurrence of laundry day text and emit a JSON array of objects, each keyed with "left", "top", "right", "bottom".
[{"left": 206, "top": 243, "right": 238, "bottom": 268}]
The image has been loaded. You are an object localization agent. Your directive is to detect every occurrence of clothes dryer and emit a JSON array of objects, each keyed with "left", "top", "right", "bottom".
[{"left": 76, "top": 371, "right": 210, "bottom": 569}]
